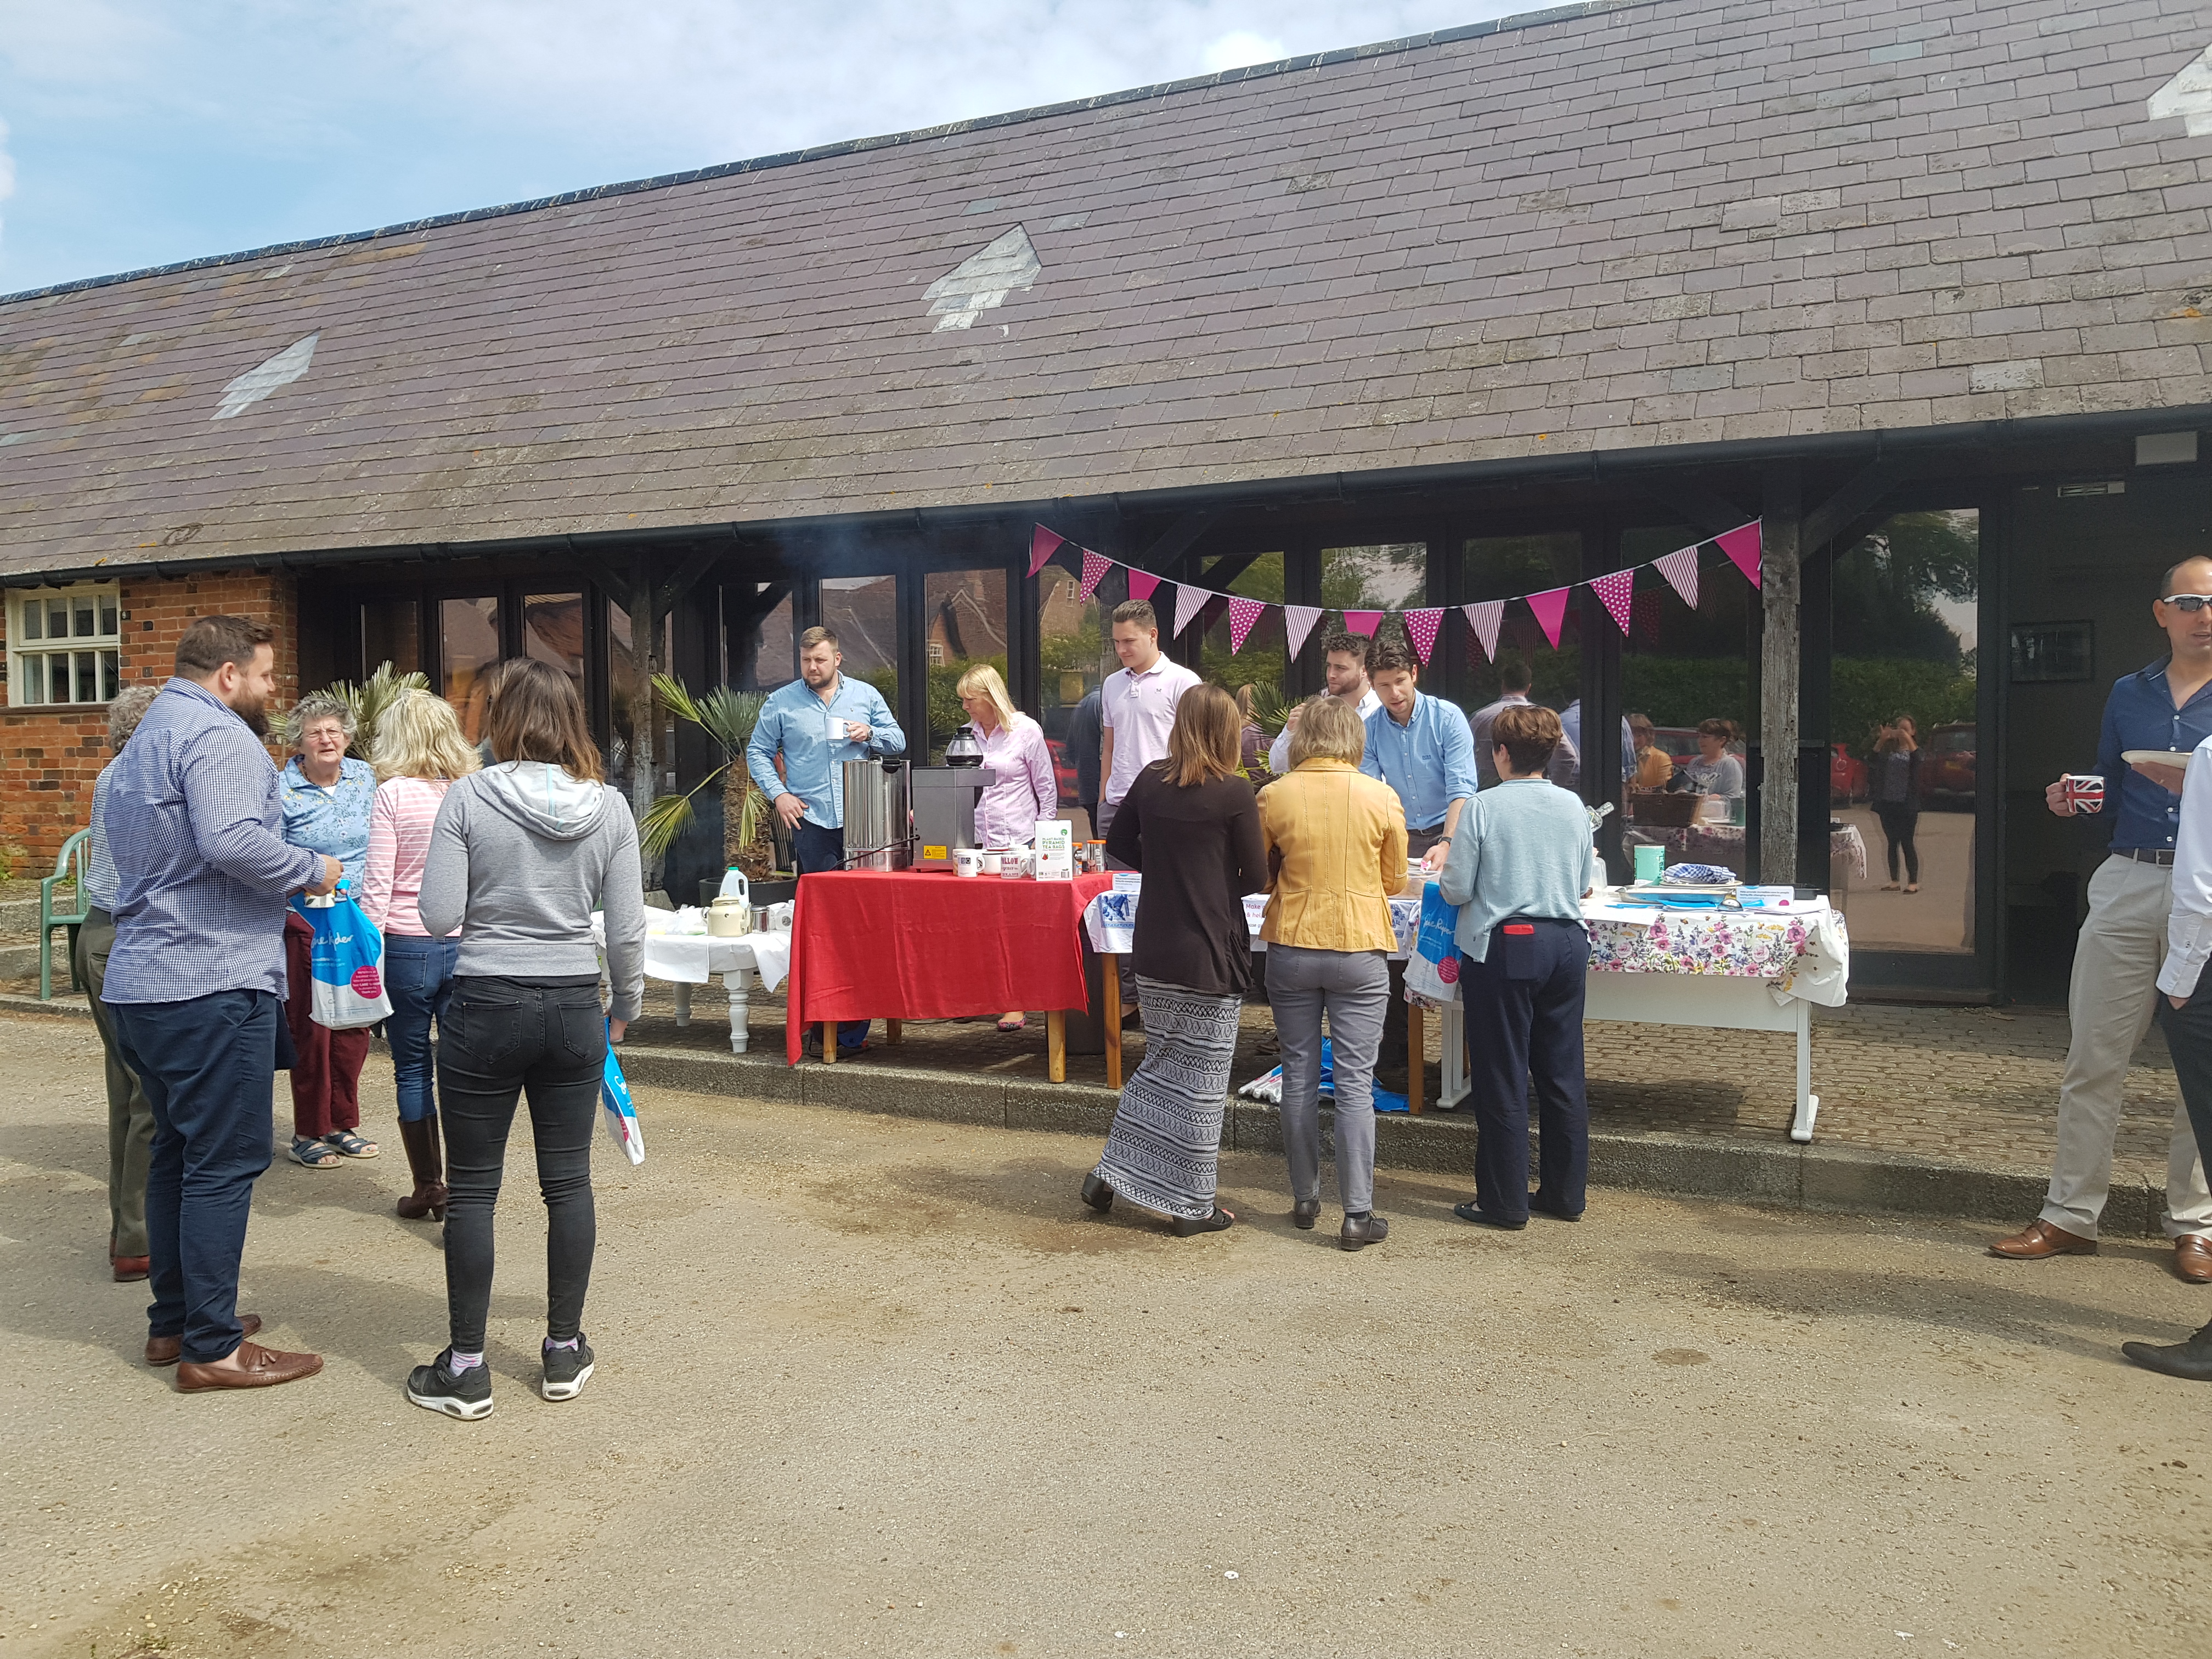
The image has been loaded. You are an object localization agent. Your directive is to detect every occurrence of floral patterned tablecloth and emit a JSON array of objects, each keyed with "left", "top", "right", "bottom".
[{"left": 1585, "top": 905, "right": 1848, "bottom": 978}]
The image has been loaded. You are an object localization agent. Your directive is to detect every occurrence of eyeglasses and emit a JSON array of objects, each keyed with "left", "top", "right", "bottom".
[{"left": 2162, "top": 594, "right": 2212, "bottom": 611}]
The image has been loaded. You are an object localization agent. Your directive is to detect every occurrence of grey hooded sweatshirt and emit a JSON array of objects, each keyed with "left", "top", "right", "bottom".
[{"left": 420, "top": 760, "right": 648, "bottom": 1023}]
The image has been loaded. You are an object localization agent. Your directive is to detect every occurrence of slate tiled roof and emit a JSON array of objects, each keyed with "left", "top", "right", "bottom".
[{"left": 3, "top": 0, "right": 2210, "bottom": 578}]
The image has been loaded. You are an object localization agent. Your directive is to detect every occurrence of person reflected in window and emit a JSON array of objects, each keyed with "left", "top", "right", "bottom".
[
  {"left": 1871, "top": 715, "right": 1922, "bottom": 894},
  {"left": 1628, "top": 714, "right": 1673, "bottom": 791},
  {"left": 1673, "top": 718, "right": 1745, "bottom": 799}
]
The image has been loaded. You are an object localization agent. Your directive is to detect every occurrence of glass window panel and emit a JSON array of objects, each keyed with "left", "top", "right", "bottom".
[
  {"left": 730, "top": 585, "right": 796, "bottom": 693},
  {"left": 101, "top": 651, "right": 120, "bottom": 701},
  {"left": 361, "top": 599, "right": 422, "bottom": 678},
  {"left": 1320, "top": 544, "right": 1425, "bottom": 651},
  {"left": 75, "top": 652, "right": 98, "bottom": 701},
  {"left": 1037, "top": 562, "right": 1114, "bottom": 809},
  {"left": 21, "top": 602, "right": 41, "bottom": 642},
  {"left": 1191, "top": 552, "right": 1285, "bottom": 779},
  {"left": 47, "top": 602, "right": 66, "bottom": 639},
  {"left": 439, "top": 597, "right": 501, "bottom": 743},
  {"left": 819, "top": 575, "right": 899, "bottom": 721},
  {"left": 1465, "top": 534, "right": 1583, "bottom": 713},
  {"left": 100, "top": 596, "right": 119, "bottom": 636},
  {"left": 74, "top": 601, "right": 94, "bottom": 637},
  {"left": 521, "top": 593, "right": 586, "bottom": 691},
  {"left": 1829, "top": 510, "right": 1980, "bottom": 954},
  {"left": 921, "top": 568, "right": 1010, "bottom": 762},
  {"left": 18, "top": 654, "right": 42, "bottom": 703},
  {"left": 607, "top": 600, "right": 673, "bottom": 803},
  {"left": 50, "top": 653, "right": 74, "bottom": 703}
]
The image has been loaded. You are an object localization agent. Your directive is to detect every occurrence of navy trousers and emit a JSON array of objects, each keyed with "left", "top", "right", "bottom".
[
  {"left": 108, "top": 990, "right": 280, "bottom": 1364},
  {"left": 793, "top": 820, "right": 869, "bottom": 1051},
  {"left": 1460, "top": 918, "right": 1591, "bottom": 1223}
]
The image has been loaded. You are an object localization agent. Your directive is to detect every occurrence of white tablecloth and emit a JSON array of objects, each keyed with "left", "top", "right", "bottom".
[{"left": 591, "top": 917, "right": 793, "bottom": 994}]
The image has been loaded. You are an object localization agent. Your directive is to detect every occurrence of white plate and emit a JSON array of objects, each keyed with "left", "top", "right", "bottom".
[{"left": 2122, "top": 749, "right": 2194, "bottom": 768}]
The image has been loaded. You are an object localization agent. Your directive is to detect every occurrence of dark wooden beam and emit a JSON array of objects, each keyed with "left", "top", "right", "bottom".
[
  {"left": 1134, "top": 510, "right": 1218, "bottom": 575},
  {"left": 1802, "top": 457, "right": 1921, "bottom": 559},
  {"left": 1759, "top": 463, "right": 1803, "bottom": 885},
  {"left": 1634, "top": 477, "right": 1756, "bottom": 541}
]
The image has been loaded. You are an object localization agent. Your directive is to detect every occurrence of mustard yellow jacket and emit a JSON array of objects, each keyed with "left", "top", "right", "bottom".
[{"left": 1258, "top": 759, "right": 1409, "bottom": 952}]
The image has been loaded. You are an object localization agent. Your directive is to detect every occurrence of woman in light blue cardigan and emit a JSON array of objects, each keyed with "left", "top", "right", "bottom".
[{"left": 1436, "top": 703, "right": 1597, "bottom": 1232}]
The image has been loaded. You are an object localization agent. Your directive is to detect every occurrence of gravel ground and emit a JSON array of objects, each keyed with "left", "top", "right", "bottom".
[{"left": 2, "top": 1012, "right": 2208, "bottom": 1659}]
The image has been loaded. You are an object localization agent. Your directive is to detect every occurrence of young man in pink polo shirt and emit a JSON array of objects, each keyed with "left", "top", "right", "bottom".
[{"left": 1097, "top": 600, "right": 1202, "bottom": 838}]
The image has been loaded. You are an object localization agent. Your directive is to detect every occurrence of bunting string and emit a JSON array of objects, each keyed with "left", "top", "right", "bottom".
[{"left": 1032, "top": 520, "right": 1763, "bottom": 655}]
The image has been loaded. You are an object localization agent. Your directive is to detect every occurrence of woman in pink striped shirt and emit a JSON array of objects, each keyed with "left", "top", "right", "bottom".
[{"left": 363, "top": 690, "right": 481, "bottom": 1222}]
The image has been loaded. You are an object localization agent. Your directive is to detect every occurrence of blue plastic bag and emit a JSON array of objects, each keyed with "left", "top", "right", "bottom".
[
  {"left": 287, "top": 883, "right": 392, "bottom": 1031},
  {"left": 601, "top": 1028, "right": 645, "bottom": 1166}
]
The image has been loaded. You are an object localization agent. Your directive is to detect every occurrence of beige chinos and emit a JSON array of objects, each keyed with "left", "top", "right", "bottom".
[{"left": 2041, "top": 854, "right": 2212, "bottom": 1240}]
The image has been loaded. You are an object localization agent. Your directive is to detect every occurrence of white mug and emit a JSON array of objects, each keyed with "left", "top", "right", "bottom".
[
  {"left": 1000, "top": 848, "right": 1034, "bottom": 879},
  {"left": 953, "top": 848, "right": 983, "bottom": 878}
]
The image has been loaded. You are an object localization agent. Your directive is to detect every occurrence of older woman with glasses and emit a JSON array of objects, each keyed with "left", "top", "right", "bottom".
[
  {"left": 279, "top": 690, "right": 380, "bottom": 1170},
  {"left": 1258, "top": 696, "right": 1408, "bottom": 1250}
]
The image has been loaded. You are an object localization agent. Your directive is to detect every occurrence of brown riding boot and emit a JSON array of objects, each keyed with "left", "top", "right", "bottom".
[{"left": 396, "top": 1115, "right": 447, "bottom": 1221}]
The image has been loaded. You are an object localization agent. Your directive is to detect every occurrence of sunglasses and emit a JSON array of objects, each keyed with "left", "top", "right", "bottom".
[{"left": 2162, "top": 595, "right": 2212, "bottom": 611}]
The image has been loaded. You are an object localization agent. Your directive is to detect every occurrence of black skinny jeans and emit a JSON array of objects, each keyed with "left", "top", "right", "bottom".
[
  {"left": 438, "top": 975, "right": 606, "bottom": 1352},
  {"left": 1875, "top": 802, "right": 1920, "bottom": 884}
]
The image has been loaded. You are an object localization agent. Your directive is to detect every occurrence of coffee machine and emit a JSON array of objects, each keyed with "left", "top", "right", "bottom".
[{"left": 909, "top": 724, "right": 997, "bottom": 870}]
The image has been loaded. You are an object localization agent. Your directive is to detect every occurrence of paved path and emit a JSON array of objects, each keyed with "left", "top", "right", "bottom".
[{"left": 1, "top": 1014, "right": 2206, "bottom": 1658}]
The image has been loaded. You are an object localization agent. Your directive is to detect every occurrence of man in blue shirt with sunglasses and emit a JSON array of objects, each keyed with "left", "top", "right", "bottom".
[{"left": 1993, "top": 556, "right": 2212, "bottom": 1278}]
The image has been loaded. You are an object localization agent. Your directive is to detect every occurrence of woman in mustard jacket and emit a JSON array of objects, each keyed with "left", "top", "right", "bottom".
[{"left": 1257, "top": 697, "right": 1409, "bottom": 1250}]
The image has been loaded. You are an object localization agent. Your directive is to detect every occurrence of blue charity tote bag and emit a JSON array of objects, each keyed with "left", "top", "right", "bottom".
[
  {"left": 289, "top": 883, "right": 393, "bottom": 1031},
  {"left": 601, "top": 1025, "right": 646, "bottom": 1166}
]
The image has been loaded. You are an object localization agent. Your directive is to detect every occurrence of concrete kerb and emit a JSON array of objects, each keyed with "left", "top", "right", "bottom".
[{"left": 0, "top": 995, "right": 2162, "bottom": 1234}]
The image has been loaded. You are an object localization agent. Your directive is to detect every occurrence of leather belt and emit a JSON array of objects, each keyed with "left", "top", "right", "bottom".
[{"left": 2116, "top": 847, "right": 2176, "bottom": 866}]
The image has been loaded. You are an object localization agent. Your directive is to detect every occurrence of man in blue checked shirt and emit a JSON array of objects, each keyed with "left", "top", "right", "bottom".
[
  {"left": 1358, "top": 636, "right": 1479, "bottom": 1089},
  {"left": 102, "top": 616, "right": 340, "bottom": 1393},
  {"left": 747, "top": 624, "right": 906, "bottom": 1052},
  {"left": 1992, "top": 556, "right": 2212, "bottom": 1279}
]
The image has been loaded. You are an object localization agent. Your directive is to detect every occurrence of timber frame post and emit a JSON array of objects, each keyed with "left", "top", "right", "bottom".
[{"left": 1758, "top": 464, "right": 1803, "bottom": 886}]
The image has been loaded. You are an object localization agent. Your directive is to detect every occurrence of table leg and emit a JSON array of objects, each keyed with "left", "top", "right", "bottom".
[
  {"left": 1103, "top": 957, "right": 1123, "bottom": 1091},
  {"left": 886, "top": 1019, "right": 903, "bottom": 1045},
  {"left": 1790, "top": 1001, "right": 1819, "bottom": 1143},
  {"left": 673, "top": 982, "right": 692, "bottom": 1027},
  {"left": 821, "top": 1022, "right": 836, "bottom": 1063},
  {"left": 1047, "top": 1008, "right": 1066, "bottom": 1083},
  {"left": 1408, "top": 999, "right": 1425, "bottom": 1117},
  {"left": 725, "top": 971, "right": 748, "bottom": 1055}
]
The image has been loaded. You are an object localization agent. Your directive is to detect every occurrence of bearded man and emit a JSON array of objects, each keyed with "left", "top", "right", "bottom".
[{"left": 102, "top": 615, "right": 340, "bottom": 1393}]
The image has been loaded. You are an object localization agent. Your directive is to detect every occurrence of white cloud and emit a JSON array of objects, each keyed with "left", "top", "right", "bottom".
[{"left": 1202, "top": 30, "right": 1290, "bottom": 72}]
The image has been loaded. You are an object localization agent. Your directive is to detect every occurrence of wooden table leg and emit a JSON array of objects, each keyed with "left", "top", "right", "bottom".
[
  {"left": 885, "top": 1019, "right": 903, "bottom": 1045},
  {"left": 1408, "top": 1000, "right": 1425, "bottom": 1116},
  {"left": 1047, "top": 1008, "right": 1066, "bottom": 1083},
  {"left": 1103, "top": 957, "right": 1123, "bottom": 1091},
  {"left": 821, "top": 1022, "right": 836, "bottom": 1062}
]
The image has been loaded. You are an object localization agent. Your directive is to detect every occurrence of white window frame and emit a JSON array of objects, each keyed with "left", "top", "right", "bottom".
[{"left": 7, "top": 582, "right": 123, "bottom": 708}]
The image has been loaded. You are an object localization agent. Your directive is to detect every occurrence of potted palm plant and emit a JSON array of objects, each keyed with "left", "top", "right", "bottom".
[
  {"left": 639, "top": 675, "right": 795, "bottom": 905},
  {"left": 320, "top": 663, "right": 431, "bottom": 764}
]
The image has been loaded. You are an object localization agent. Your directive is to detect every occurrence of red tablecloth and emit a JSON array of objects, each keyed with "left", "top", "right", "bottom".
[{"left": 785, "top": 870, "right": 1114, "bottom": 1062}]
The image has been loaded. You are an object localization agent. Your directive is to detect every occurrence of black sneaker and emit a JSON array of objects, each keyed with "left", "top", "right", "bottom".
[
  {"left": 407, "top": 1348, "right": 494, "bottom": 1420},
  {"left": 541, "top": 1335, "right": 595, "bottom": 1402}
]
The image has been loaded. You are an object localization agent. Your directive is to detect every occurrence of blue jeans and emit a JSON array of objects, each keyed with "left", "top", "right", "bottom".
[
  {"left": 793, "top": 820, "right": 868, "bottom": 1051},
  {"left": 108, "top": 990, "right": 279, "bottom": 1364},
  {"left": 385, "top": 934, "right": 459, "bottom": 1123}
]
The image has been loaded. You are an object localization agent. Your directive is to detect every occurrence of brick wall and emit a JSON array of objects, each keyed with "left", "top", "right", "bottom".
[{"left": 1, "top": 570, "right": 299, "bottom": 868}]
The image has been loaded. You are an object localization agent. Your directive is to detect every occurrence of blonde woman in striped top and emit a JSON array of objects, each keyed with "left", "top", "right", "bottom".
[{"left": 363, "top": 689, "right": 481, "bottom": 1223}]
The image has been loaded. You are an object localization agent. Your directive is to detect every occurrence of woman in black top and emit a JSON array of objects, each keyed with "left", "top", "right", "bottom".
[
  {"left": 1871, "top": 715, "right": 1922, "bottom": 893},
  {"left": 1082, "top": 684, "right": 1268, "bottom": 1235}
]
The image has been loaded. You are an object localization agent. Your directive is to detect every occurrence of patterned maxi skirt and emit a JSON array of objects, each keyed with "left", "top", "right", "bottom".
[{"left": 1092, "top": 977, "right": 1243, "bottom": 1221}]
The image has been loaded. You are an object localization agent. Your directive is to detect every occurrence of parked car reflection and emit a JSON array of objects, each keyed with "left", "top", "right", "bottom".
[{"left": 1923, "top": 721, "right": 1975, "bottom": 809}]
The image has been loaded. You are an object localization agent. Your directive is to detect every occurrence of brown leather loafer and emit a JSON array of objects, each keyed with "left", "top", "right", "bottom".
[
  {"left": 111, "top": 1255, "right": 150, "bottom": 1283},
  {"left": 2176, "top": 1235, "right": 2212, "bottom": 1283},
  {"left": 174, "top": 1340, "right": 322, "bottom": 1392},
  {"left": 145, "top": 1313, "right": 261, "bottom": 1367},
  {"left": 1990, "top": 1219, "right": 2097, "bottom": 1259}
]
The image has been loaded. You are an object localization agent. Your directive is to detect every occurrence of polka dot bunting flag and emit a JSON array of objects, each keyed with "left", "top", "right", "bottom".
[
  {"left": 1403, "top": 607, "right": 1443, "bottom": 663},
  {"left": 1589, "top": 568, "right": 1636, "bottom": 636}
]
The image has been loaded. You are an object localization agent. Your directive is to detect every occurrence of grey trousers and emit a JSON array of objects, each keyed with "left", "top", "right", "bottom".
[
  {"left": 1268, "top": 943, "right": 1389, "bottom": 1214},
  {"left": 76, "top": 908, "right": 155, "bottom": 1259}
]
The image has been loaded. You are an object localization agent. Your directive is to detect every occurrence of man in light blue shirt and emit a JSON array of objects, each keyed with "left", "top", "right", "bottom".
[
  {"left": 746, "top": 624, "right": 906, "bottom": 1054},
  {"left": 1560, "top": 699, "right": 1634, "bottom": 791},
  {"left": 1358, "top": 636, "right": 1479, "bottom": 1089}
]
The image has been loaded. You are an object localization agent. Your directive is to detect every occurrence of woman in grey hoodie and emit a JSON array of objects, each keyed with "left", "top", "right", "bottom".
[{"left": 405, "top": 660, "right": 647, "bottom": 1419}]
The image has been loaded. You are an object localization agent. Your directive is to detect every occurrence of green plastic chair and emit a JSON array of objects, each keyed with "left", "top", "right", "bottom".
[{"left": 40, "top": 830, "right": 92, "bottom": 1001}]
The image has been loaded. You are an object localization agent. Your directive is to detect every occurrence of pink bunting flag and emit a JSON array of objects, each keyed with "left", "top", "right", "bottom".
[
  {"left": 1227, "top": 596, "right": 1267, "bottom": 654},
  {"left": 1527, "top": 587, "right": 1572, "bottom": 650},
  {"left": 1029, "top": 524, "right": 1065, "bottom": 578},
  {"left": 1403, "top": 607, "right": 1444, "bottom": 664},
  {"left": 1172, "top": 584, "right": 1214, "bottom": 637},
  {"left": 1127, "top": 569, "right": 1160, "bottom": 602},
  {"left": 1461, "top": 600, "right": 1503, "bottom": 661},
  {"left": 1077, "top": 548, "right": 1113, "bottom": 601},
  {"left": 1589, "top": 569, "right": 1636, "bottom": 636},
  {"left": 1283, "top": 605, "right": 1323, "bottom": 658},
  {"left": 1715, "top": 521, "right": 1762, "bottom": 589},
  {"left": 1651, "top": 544, "right": 1699, "bottom": 611},
  {"left": 1342, "top": 610, "right": 1383, "bottom": 637}
]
